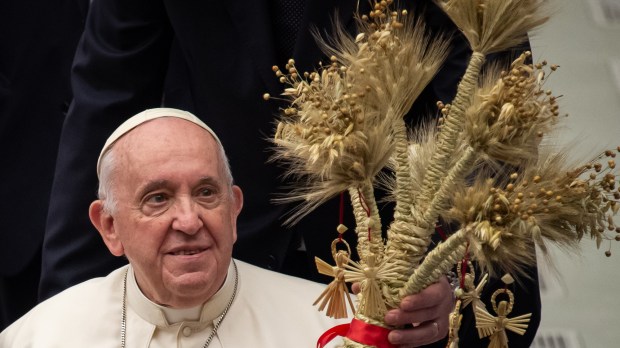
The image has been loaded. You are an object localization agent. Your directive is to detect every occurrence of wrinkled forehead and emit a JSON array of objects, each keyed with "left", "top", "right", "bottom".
[{"left": 97, "top": 108, "right": 221, "bottom": 177}]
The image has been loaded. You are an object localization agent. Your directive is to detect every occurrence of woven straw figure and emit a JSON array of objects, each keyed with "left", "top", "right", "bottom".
[
  {"left": 475, "top": 288, "right": 532, "bottom": 348},
  {"left": 314, "top": 238, "right": 356, "bottom": 319},
  {"left": 446, "top": 300, "right": 463, "bottom": 348},
  {"left": 456, "top": 261, "right": 488, "bottom": 311}
]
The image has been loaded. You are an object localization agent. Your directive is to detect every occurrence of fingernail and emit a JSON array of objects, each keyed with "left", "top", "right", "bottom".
[
  {"left": 384, "top": 312, "right": 397, "bottom": 324},
  {"left": 388, "top": 331, "right": 401, "bottom": 344},
  {"left": 400, "top": 298, "right": 415, "bottom": 310}
]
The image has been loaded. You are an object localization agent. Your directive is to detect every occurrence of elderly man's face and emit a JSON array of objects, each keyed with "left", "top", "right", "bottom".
[{"left": 90, "top": 118, "right": 243, "bottom": 308}]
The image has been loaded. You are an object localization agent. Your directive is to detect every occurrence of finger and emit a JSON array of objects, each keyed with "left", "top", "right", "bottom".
[
  {"left": 399, "top": 278, "right": 451, "bottom": 312},
  {"left": 387, "top": 279, "right": 454, "bottom": 326},
  {"left": 351, "top": 282, "right": 361, "bottom": 294},
  {"left": 388, "top": 320, "right": 447, "bottom": 347},
  {"left": 384, "top": 307, "right": 438, "bottom": 326},
  {"left": 385, "top": 306, "right": 450, "bottom": 336}
]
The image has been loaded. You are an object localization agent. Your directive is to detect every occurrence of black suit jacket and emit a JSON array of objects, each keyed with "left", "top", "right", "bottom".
[
  {"left": 40, "top": 0, "right": 540, "bottom": 346},
  {"left": 0, "top": 0, "right": 87, "bottom": 276},
  {"left": 0, "top": 0, "right": 88, "bottom": 330}
]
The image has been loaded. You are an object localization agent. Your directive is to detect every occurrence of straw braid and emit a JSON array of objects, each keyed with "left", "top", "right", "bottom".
[
  {"left": 398, "top": 229, "right": 468, "bottom": 298},
  {"left": 418, "top": 52, "right": 486, "bottom": 209},
  {"left": 348, "top": 184, "right": 383, "bottom": 260},
  {"left": 422, "top": 146, "right": 478, "bottom": 225}
]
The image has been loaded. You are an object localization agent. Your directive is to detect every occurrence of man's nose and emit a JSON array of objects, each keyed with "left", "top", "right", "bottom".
[{"left": 171, "top": 198, "right": 203, "bottom": 234}]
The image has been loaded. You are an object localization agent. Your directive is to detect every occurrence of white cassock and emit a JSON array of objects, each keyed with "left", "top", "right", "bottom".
[{"left": 0, "top": 259, "right": 350, "bottom": 347}]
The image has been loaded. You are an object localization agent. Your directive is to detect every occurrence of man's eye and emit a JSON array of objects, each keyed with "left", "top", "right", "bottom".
[
  {"left": 199, "top": 188, "right": 214, "bottom": 197},
  {"left": 196, "top": 187, "right": 220, "bottom": 206},
  {"left": 140, "top": 193, "right": 171, "bottom": 216},
  {"left": 146, "top": 193, "right": 167, "bottom": 204}
]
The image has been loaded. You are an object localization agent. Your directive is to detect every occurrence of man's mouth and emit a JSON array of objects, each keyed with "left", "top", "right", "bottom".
[{"left": 170, "top": 249, "right": 205, "bottom": 256}]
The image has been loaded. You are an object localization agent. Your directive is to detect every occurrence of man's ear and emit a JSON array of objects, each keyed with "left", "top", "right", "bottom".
[
  {"left": 89, "top": 200, "right": 124, "bottom": 257},
  {"left": 230, "top": 185, "right": 243, "bottom": 243}
]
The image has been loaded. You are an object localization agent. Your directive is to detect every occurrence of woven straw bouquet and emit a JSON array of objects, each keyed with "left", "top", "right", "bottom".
[{"left": 265, "top": 1, "right": 619, "bottom": 347}]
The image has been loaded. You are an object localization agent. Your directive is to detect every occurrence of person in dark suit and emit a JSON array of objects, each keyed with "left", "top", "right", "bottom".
[
  {"left": 0, "top": 0, "right": 88, "bottom": 331},
  {"left": 39, "top": 0, "right": 541, "bottom": 346}
]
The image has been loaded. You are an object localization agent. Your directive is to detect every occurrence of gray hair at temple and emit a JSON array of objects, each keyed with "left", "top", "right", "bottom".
[{"left": 96, "top": 108, "right": 234, "bottom": 214}]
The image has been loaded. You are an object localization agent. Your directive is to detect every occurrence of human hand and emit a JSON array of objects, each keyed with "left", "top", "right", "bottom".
[
  {"left": 384, "top": 277, "right": 454, "bottom": 347},
  {"left": 350, "top": 277, "right": 454, "bottom": 347}
]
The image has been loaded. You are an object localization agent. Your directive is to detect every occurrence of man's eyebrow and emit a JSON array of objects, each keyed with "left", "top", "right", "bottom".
[
  {"left": 136, "top": 180, "right": 169, "bottom": 198},
  {"left": 196, "top": 176, "right": 221, "bottom": 187}
]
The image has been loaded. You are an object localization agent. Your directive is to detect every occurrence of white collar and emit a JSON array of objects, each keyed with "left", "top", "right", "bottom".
[{"left": 126, "top": 261, "right": 237, "bottom": 328}]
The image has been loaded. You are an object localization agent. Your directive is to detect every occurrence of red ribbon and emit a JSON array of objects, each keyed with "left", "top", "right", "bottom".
[
  {"left": 317, "top": 319, "right": 396, "bottom": 348},
  {"left": 317, "top": 324, "right": 350, "bottom": 348}
]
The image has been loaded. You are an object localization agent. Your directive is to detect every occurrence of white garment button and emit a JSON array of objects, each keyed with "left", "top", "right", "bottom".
[{"left": 182, "top": 326, "right": 192, "bottom": 337}]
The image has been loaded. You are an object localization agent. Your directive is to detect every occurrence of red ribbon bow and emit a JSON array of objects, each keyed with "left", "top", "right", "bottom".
[{"left": 317, "top": 319, "right": 396, "bottom": 348}]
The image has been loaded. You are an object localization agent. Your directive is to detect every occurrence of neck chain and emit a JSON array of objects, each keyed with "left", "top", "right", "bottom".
[{"left": 121, "top": 261, "right": 239, "bottom": 348}]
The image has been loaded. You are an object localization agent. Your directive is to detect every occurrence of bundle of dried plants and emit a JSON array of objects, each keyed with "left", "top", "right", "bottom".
[{"left": 266, "top": 1, "right": 618, "bottom": 347}]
